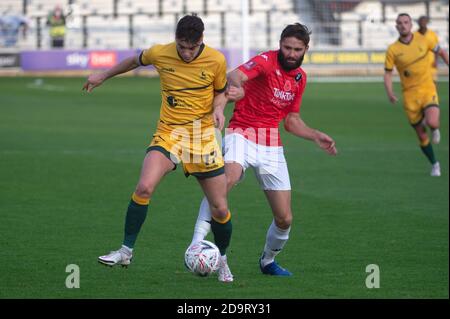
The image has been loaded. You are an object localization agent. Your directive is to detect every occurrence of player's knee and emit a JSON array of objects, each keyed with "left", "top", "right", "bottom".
[
  {"left": 415, "top": 128, "right": 428, "bottom": 141},
  {"left": 418, "top": 133, "right": 428, "bottom": 144},
  {"left": 135, "top": 183, "right": 155, "bottom": 199},
  {"left": 210, "top": 203, "right": 229, "bottom": 220},
  {"left": 274, "top": 214, "right": 292, "bottom": 229},
  {"left": 426, "top": 118, "right": 439, "bottom": 130}
]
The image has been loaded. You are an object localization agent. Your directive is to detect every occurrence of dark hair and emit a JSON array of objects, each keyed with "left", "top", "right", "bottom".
[
  {"left": 176, "top": 14, "right": 204, "bottom": 43},
  {"left": 280, "top": 23, "right": 311, "bottom": 46},
  {"left": 397, "top": 13, "right": 411, "bottom": 21}
]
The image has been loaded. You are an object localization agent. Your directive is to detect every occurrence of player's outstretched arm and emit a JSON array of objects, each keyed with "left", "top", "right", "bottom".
[
  {"left": 212, "top": 92, "right": 228, "bottom": 131},
  {"left": 284, "top": 112, "right": 337, "bottom": 156},
  {"left": 82, "top": 55, "right": 140, "bottom": 92},
  {"left": 383, "top": 71, "right": 398, "bottom": 104}
]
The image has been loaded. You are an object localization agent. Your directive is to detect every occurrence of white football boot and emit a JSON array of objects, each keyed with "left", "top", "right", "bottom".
[
  {"left": 431, "top": 129, "right": 441, "bottom": 145},
  {"left": 98, "top": 246, "right": 133, "bottom": 267},
  {"left": 430, "top": 162, "right": 441, "bottom": 177},
  {"left": 218, "top": 255, "right": 234, "bottom": 283}
]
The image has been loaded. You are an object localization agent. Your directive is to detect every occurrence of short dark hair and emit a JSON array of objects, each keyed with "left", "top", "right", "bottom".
[
  {"left": 176, "top": 14, "right": 204, "bottom": 43},
  {"left": 280, "top": 23, "right": 311, "bottom": 46},
  {"left": 397, "top": 13, "right": 411, "bottom": 21}
]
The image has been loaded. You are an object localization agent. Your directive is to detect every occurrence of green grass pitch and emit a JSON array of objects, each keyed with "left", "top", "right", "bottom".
[{"left": 0, "top": 76, "right": 448, "bottom": 298}]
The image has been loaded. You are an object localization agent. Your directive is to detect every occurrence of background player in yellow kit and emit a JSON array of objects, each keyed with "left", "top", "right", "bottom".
[
  {"left": 415, "top": 16, "right": 440, "bottom": 82},
  {"left": 384, "top": 13, "right": 449, "bottom": 177},
  {"left": 83, "top": 15, "right": 234, "bottom": 282}
]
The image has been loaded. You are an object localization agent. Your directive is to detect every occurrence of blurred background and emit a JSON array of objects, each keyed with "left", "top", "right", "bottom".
[{"left": 0, "top": 0, "right": 449, "bottom": 77}]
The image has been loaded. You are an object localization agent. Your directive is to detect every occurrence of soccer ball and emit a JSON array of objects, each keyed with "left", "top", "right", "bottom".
[{"left": 184, "top": 240, "right": 220, "bottom": 276}]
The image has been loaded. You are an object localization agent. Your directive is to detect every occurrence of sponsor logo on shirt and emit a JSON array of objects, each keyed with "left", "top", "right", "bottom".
[
  {"left": 273, "top": 88, "right": 295, "bottom": 102},
  {"left": 161, "top": 67, "right": 175, "bottom": 73}
]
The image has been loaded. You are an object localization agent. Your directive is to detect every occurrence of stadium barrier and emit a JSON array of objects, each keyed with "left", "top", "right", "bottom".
[
  {"left": 0, "top": 52, "right": 21, "bottom": 68},
  {"left": 7, "top": 48, "right": 246, "bottom": 71},
  {"left": 0, "top": 48, "right": 448, "bottom": 78}
]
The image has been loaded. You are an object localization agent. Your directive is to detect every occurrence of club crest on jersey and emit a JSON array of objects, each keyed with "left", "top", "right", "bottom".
[
  {"left": 167, "top": 95, "right": 178, "bottom": 107},
  {"left": 295, "top": 73, "right": 302, "bottom": 82},
  {"left": 243, "top": 60, "right": 256, "bottom": 70},
  {"left": 200, "top": 70, "right": 207, "bottom": 80},
  {"left": 284, "top": 81, "right": 292, "bottom": 91}
]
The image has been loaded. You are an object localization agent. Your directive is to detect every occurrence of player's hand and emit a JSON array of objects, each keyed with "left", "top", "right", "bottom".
[
  {"left": 213, "top": 108, "right": 225, "bottom": 131},
  {"left": 82, "top": 73, "right": 106, "bottom": 92},
  {"left": 388, "top": 93, "right": 398, "bottom": 104},
  {"left": 315, "top": 131, "right": 337, "bottom": 156},
  {"left": 225, "top": 86, "right": 245, "bottom": 102}
]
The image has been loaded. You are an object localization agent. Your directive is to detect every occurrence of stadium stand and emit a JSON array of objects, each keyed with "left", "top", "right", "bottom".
[
  {"left": 1, "top": 0, "right": 23, "bottom": 14},
  {"left": 76, "top": 0, "right": 114, "bottom": 15},
  {"left": 0, "top": 1, "right": 448, "bottom": 53}
]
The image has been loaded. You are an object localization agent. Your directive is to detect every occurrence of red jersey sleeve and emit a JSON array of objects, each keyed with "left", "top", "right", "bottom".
[
  {"left": 238, "top": 53, "right": 271, "bottom": 80},
  {"left": 287, "top": 72, "right": 307, "bottom": 115}
]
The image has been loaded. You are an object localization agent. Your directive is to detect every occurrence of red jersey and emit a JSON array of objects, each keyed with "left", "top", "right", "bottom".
[{"left": 227, "top": 50, "right": 307, "bottom": 146}]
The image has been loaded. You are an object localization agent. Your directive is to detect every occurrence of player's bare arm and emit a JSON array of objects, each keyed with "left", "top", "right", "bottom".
[
  {"left": 437, "top": 47, "right": 449, "bottom": 66},
  {"left": 383, "top": 70, "right": 398, "bottom": 103},
  {"left": 225, "top": 69, "right": 247, "bottom": 102},
  {"left": 82, "top": 55, "right": 141, "bottom": 92},
  {"left": 284, "top": 112, "right": 337, "bottom": 156},
  {"left": 212, "top": 91, "right": 228, "bottom": 131}
]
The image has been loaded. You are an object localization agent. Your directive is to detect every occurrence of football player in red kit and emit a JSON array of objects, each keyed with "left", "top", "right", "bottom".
[{"left": 190, "top": 23, "right": 337, "bottom": 278}]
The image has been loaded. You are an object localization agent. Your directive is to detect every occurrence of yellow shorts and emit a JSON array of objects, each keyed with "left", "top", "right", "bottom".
[
  {"left": 403, "top": 87, "right": 439, "bottom": 126},
  {"left": 147, "top": 131, "right": 224, "bottom": 179}
]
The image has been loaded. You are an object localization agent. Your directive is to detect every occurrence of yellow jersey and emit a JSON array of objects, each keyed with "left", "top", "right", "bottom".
[
  {"left": 414, "top": 29, "right": 439, "bottom": 72},
  {"left": 139, "top": 42, "right": 227, "bottom": 135},
  {"left": 385, "top": 34, "right": 439, "bottom": 91}
]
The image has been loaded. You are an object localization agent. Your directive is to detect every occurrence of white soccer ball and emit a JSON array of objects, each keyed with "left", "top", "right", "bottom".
[{"left": 184, "top": 240, "right": 220, "bottom": 276}]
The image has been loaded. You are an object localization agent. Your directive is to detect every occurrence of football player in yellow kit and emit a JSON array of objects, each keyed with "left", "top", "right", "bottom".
[
  {"left": 415, "top": 16, "right": 440, "bottom": 82},
  {"left": 83, "top": 15, "right": 234, "bottom": 282},
  {"left": 384, "top": 13, "right": 449, "bottom": 177}
]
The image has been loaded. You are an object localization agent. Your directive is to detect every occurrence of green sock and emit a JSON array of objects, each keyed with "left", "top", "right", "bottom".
[
  {"left": 211, "top": 218, "right": 232, "bottom": 256},
  {"left": 420, "top": 143, "right": 437, "bottom": 165},
  {"left": 123, "top": 200, "right": 149, "bottom": 249}
]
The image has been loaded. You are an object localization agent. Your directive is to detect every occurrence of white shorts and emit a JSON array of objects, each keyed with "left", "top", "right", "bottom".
[{"left": 223, "top": 133, "right": 291, "bottom": 191}]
